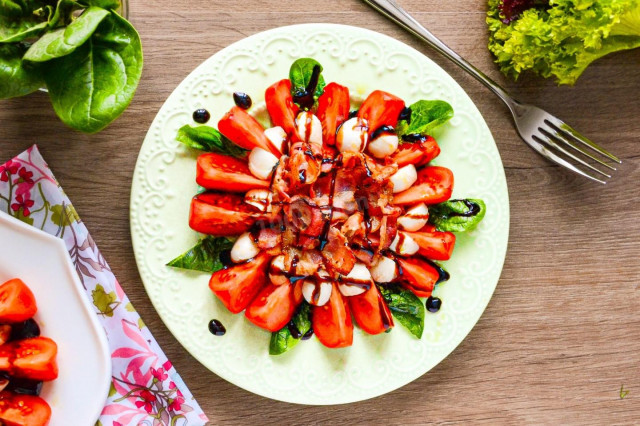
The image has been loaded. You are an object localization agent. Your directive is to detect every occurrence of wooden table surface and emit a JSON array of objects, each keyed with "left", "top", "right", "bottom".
[{"left": 1, "top": 0, "right": 639, "bottom": 424}]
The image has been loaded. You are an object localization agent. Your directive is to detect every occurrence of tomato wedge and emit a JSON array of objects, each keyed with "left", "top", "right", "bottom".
[
  {"left": 393, "top": 166, "right": 454, "bottom": 205},
  {"left": 403, "top": 230, "right": 456, "bottom": 261},
  {"left": 189, "top": 192, "right": 260, "bottom": 236},
  {"left": 218, "top": 106, "right": 280, "bottom": 156},
  {"left": 0, "top": 392, "right": 51, "bottom": 426},
  {"left": 196, "top": 153, "right": 269, "bottom": 192},
  {"left": 245, "top": 283, "right": 298, "bottom": 332},
  {"left": 0, "top": 337, "right": 58, "bottom": 381},
  {"left": 265, "top": 79, "right": 299, "bottom": 140},
  {"left": 312, "top": 283, "right": 353, "bottom": 348},
  {"left": 396, "top": 257, "right": 441, "bottom": 298},
  {"left": 358, "top": 90, "right": 405, "bottom": 131},
  {"left": 0, "top": 279, "right": 36, "bottom": 324},
  {"left": 317, "top": 83, "right": 350, "bottom": 146},
  {"left": 349, "top": 284, "right": 393, "bottom": 335},
  {"left": 209, "top": 252, "right": 271, "bottom": 314},
  {"left": 391, "top": 137, "right": 441, "bottom": 167}
]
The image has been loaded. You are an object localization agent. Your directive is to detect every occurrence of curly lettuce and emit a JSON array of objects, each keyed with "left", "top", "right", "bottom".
[{"left": 487, "top": 0, "right": 640, "bottom": 85}]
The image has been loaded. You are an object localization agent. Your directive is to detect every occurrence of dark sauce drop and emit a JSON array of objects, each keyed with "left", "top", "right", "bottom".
[
  {"left": 0, "top": 373, "right": 42, "bottom": 396},
  {"left": 208, "top": 319, "right": 226, "bottom": 336},
  {"left": 401, "top": 133, "right": 428, "bottom": 143},
  {"left": 10, "top": 319, "right": 40, "bottom": 341},
  {"left": 426, "top": 296, "right": 442, "bottom": 313},
  {"left": 219, "top": 249, "right": 233, "bottom": 269},
  {"left": 348, "top": 109, "right": 359, "bottom": 119},
  {"left": 192, "top": 108, "right": 210, "bottom": 124},
  {"left": 424, "top": 258, "right": 451, "bottom": 284},
  {"left": 449, "top": 200, "right": 482, "bottom": 217},
  {"left": 288, "top": 321, "right": 303, "bottom": 339},
  {"left": 233, "top": 92, "right": 252, "bottom": 110},
  {"left": 370, "top": 125, "right": 395, "bottom": 141},
  {"left": 398, "top": 107, "right": 412, "bottom": 123},
  {"left": 292, "top": 65, "right": 322, "bottom": 110},
  {"left": 301, "top": 328, "right": 314, "bottom": 340}
]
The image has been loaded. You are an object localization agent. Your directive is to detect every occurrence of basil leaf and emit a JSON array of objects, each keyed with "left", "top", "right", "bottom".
[
  {"left": 428, "top": 199, "right": 486, "bottom": 233},
  {"left": 396, "top": 100, "right": 454, "bottom": 138},
  {"left": 269, "top": 302, "right": 311, "bottom": 356},
  {"left": 44, "top": 10, "right": 142, "bottom": 133},
  {"left": 176, "top": 124, "right": 248, "bottom": 158},
  {"left": 78, "top": 0, "right": 119, "bottom": 9},
  {"left": 378, "top": 284, "right": 424, "bottom": 338},
  {"left": 289, "top": 57, "right": 325, "bottom": 109},
  {"left": 25, "top": 6, "right": 109, "bottom": 62},
  {"left": 166, "top": 236, "right": 233, "bottom": 273},
  {"left": 0, "top": 43, "right": 43, "bottom": 99}
]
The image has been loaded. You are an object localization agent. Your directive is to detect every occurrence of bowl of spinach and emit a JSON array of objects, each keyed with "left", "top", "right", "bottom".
[{"left": 0, "top": 0, "right": 143, "bottom": 133}]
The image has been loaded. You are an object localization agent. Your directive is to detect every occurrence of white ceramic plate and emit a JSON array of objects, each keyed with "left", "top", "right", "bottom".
[
  {"left": 0, "top": 212, "right": 111, "bottom": 425},
  {"left": 131, "top": 23, "right": 509, "bottom": 405}
]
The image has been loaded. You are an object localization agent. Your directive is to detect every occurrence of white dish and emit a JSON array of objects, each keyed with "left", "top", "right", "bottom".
[{"left": 0, "top": 212, "right": 111, "bottom": 425}]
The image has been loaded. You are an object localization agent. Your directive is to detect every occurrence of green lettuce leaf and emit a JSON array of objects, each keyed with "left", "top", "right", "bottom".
[
  {"left": 428, "top": 199, "right": 486, "bottom": 232},
  {"left": 167, "top": 236, "right": 233, "bottom": 273},
  {"left": 176, "top": 124, "right": 248, "bottom": 158},
  {"left": 396, "top": 100, "right": 453, "bottom": 138},
  {"left": 378, "top": 284, "right": 424, "bottom": 338},
  {"left": 269, "top": 303, "right": 311, "bottom": 355}
]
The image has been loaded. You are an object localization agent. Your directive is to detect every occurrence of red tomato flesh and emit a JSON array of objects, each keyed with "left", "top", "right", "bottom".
[
  {"left": 403, "top": 230, "right": 456, "bottom": 261},
  {"left": 245, "top": 283, "right": 298, "bottom": 332},
  {"left": 317, "top": 83, "right": 350, "bottom": 146},
  {"left": 393, "top": 166, "right": 454, "bottom": 205},
  {"left": 397, "top": 257, "right": 440, "bottom": 298},
  {"left": 391, "top": 137, "right": 441, "bottom": 167},
  {"left": 189, "top": 192, "right": 260, "bottom": 236},
  {"left": 358, "top": 90, "right": 405, "bottom": 131},
  {"left": 218, "top": 106, "right": 280, "bottom": 156},
  {"left": 349, "top": 284, "right": 394, "bottom": 335},
  {"left": 312, "top": 283, "right": 353, "bottom": 348},
  {"left": 0, "top": 337, "right": 58, "bottom": 381},
  {"left": 209, "top": 252, "right": 271, "bottom": 314},
  {"left": 0, "top": 391, "right": 51, "bottom": 426},
  {"left": 196, "top": 153, "right": 269, "bottom": 192},
  {"left": 0, "top": 279, "right": 37, "bottom": 324},
  {"left": 265, "top": 79, "right": 300, "bottom": 140}
]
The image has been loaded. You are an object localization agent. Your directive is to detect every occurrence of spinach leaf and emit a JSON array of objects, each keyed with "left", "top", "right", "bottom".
[
  {"left": 428, "top": 199, "right": 486, "bottom": 232},
  {"left": 176, "top": 124, "right": 248, "bottom": 158},
  {"left": 25, "top": 6, "right": 109, "bottom": 62},
  {"left": 166, "top": 236, "right": 233, "bottom": 273},
  {"left": 48, "top": 0, "right": 80, "bottom": 28},
  {"left": 44, "top": 10, "right": 142, "bottom": 133},
  {"left": 378, "top": 284, "right": 424, "bottom": 338},
  {"left": 269, "top": 302, "right": 312, "bottom": 355},
  {"left": 0, "top": 0, "right": 25, "bottom": 16},
  {"left": 78, "top": 0, "right": 119, "bottom": 9},
  {"left": 289, "top": 57, "right": 325, "bottom": 109},
  {"left": 0, "top": 13, "right": 48, "bottom": 42},
  {"left": 396, "top": 100, "right": 454, "bottom": 138},
  {"left": 0, "top": 43, "right": 43, "bottom": 99}
]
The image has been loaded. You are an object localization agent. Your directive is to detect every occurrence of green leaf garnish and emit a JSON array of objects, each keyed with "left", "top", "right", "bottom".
[
  {"left": 167, "top": 236, "right": 234, "bottom": 273},
  {"left": 396, "top": 100, "right": 453, "bottom": 138},
  {"left": 377, "top": 284, "right": 425, "bottom": 338},
  {"left": 288, "top": 57, "right": 325, "bottom": 109},
  {"left": 428, "top": 199, "right": 486, "bottom": 233},
  {"left": 269, "top": 302, "right": 311, "bottom": 355},
  {"left": 0, "top": 43, "right": 43, "bottom": 99},
  {"left": 176, "top": 124, "right": 248, "bottom": 158}
]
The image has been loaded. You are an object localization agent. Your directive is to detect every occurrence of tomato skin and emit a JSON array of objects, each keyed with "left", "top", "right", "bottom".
[
  {"left": 396, "top": 257, "right": 440, "bottom": 298},
  {"left": 209, "top": 252, "right": 271, "bottom": 314},
  {"left": 403, "top": 230, "right": 456, "bottom": 261},
  {"left": 391, "top": 137, "right": 441, "bottom": 167},
  {"left": 0, "top": 279, "right": 37, "bottom": 324},
  {"left": 245, "top": 283, "right": 297, "bottom": 332},
  {"left": 316, "top": 83, "right": 350, "bottom": 146},
  {"left": 265, "top": 79, "right": 299, "bottom": 140},
  {"left": 196, "top": 153, "right": 269, "bottom": 192},
  {"left": 0, "top": 337, "right": 58, "bottom": 381},
  {"left": 357, "top": 90, "right": 405, "bottom": 130},
  {"left": 393, "top": 166, "right": 454, "bottom": 205},
  {"left": 218, "top": 106, "right": 280, "bottom": 156},
  {"left": 312, "top": 283, "right": 353, "bottom": 348},
  {"left": 349, "top": 284, "right": 393, "bottom": 335},
  {"left": 189, "top": 192, "right": 260, "bottom": 236},
  {"left": 0, "top": 391, "right": 51, "bottom": 426}
]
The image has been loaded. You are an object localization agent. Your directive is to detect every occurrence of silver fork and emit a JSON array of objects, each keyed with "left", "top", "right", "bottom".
[{"left": 363, "top": 0, "right": 621, "bottom": 184}]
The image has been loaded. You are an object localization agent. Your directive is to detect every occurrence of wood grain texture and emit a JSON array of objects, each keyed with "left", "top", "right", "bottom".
[{"left": 1, "top": 0, "right": 639, "bottom": 423}]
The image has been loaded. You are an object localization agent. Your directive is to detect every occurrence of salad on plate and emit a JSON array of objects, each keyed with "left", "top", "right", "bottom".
[{"left": 168, "top": 58, "right": 486, "bottom": 355}]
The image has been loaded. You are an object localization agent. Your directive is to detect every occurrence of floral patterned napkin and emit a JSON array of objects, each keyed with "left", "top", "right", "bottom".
[{"left": 0, "top": 145, "right": 208, "bottom": 426}]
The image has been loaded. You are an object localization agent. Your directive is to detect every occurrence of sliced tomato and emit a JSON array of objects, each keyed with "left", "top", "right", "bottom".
[
  {"left": 391, "top": 137, "right": 441, "bottom": 167},
  {"left": 0, "top": 279, "right": 36, "bottom": 324},
  {"left": 0, "top": 337, "right": 58, "bottom": 381},
  {"left": 189, "top": 192, "right": 260, "bottom": 236},
  {"left": 403, "top": 230, "right": 456, "bottom": 261},
  {"left": 393, "top": 166, "right": 454, "bottom": 205},
  {"left": 218, "top": 106, "right": 280, "bottom": 156},
  {"left": 0, "top": 392, "right": 51, "bottom": 426},
  {"left": 209, "top": 252, "right": 271, "bottom": 314},
  {"left": 418, "top": 223, "right": 437, "bottom": 233},
  {"left": 312, "top": 283, "right": 353, "bottom": 348},
  {"left": 349, "top": 284, "right": 393, "bottom": 335},
  {"left": 357, "top": 90, "right": 405, "bottom": 131},
  {"left": 265, "top": 79, "right": 299, "bottom": 140},
  {"left": 396, "top": 257, "right": 440, "bottom": 298},
  {"left": 317, "top": 83, "right": 350, "bottom": 146},
  {"left": 196, "top": 153, "right": 269, "bottom": 192},
  {"left": 245, "top": 282, "right": 298, "bottom": 332}
]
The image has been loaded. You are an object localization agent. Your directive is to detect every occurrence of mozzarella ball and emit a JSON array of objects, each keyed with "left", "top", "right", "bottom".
[
  {"left": 390, "top": 164, "right": 417, "bottom": 193},
  {"left": 370, "top": 256, "right": 398, "bottom": 283},
  {"left": 248, "top": 147, "right": 279, "bottom": 180},
  {"left": 230, "top": 232, "right": 260, "bottom": 263},
  {"left": 338, "top": 263, "right": 371, "bottom": 296},
  {"left": 397, "top": 203, "right": 429, "bottom": 232},
  {"left": 268, "top": 255, "right": 288, "bottom": 286},
  {"left": 295, "top": 112, "right": 323, "bottom": 146},
  {"left": 302, "top": 279, "right": 332, "bottom": 307},
  {"left": 389, "top": 232, "right": 419, "bottom": 256},
  {"left": 368, "top": 133, "right": 399, "bottom": 158},
  {"left": 264, "top": 126, "right": 287, "bottom": 155},
  {"left": 336, "top": 117, "right": 368, "bottom": 153},
  {"left": 244, "top": 189, "right": 272, "bottom": 212}
]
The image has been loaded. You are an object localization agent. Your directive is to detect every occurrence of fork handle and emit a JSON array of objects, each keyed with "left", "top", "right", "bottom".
[{"left": 362, "top": 0, "right": 516, "bottom": 107}]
